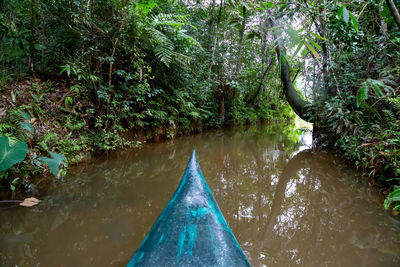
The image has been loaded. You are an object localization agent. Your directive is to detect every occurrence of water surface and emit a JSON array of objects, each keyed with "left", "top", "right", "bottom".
[{"left": 1, "top": 124, "right": 400, "bottom": 266}]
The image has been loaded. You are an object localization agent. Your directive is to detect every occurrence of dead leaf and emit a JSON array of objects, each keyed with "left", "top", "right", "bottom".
[
  {"left": 358, "top": 143, "right": 373, "bottom": 148},
  {"left": 19, "top": 197, "right": 40, "bottom": 207}
]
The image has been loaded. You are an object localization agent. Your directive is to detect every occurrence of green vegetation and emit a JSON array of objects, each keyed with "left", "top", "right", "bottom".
[
  {"left": 303, "top": 1, "right": 400, "bottom": 214},
  {"left": 0, "top": 136, "right": 28, "bottom": 172},
  {"left": 0, "top": 109, "right": 67, "bottom": 191},
  {"left": 1, "top": 0, "right": 400, "bottom": 214},
  {"left": 0, "top": 0, "right": 294, "bottom": 192}
]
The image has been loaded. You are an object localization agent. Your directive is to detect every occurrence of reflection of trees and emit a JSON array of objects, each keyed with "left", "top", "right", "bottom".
[
  {"left": 262, "top": 150, "right": 313, "bottom": 242},
  {"left": 246, "top": 149, "right": 400, "bottom": 267},
  {"left": 1, "top": 124, "right": 399, "bottom": 266}
]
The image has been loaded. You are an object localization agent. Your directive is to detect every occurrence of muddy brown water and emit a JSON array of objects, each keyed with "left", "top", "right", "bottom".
[{"left": 1, "top": 124, "right": 400, "bottom": 266}]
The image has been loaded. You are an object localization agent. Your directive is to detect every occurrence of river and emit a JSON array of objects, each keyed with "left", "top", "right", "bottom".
[{"left": 1, "top": 123, "right": 400, "bottom": 266}]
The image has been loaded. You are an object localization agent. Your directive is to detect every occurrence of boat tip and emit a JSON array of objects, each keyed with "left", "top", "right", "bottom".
[
  {"left": 189, "top": 150, "right": 197, "bottom": 161},
  {"left": 188, "top": 150, "right": 199, "bottom": 168}
]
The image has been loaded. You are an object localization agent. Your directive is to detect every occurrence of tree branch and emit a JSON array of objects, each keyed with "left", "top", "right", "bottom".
[
  {"left": 247, "top": 58, "right": 273, "bottom": 105},
  {"left": 268, "top": 18, "right": 313, "bottom": 122},
  {"left": 386, "top": 0, "right": 400, "bottom": 30}
]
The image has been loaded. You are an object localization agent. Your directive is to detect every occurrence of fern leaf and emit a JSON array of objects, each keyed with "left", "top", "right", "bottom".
[{"left": 356, "top": 82, "right": 368, "bottom": 107}]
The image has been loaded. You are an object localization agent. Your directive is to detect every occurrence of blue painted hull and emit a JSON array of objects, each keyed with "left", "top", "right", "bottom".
[{"left": 127, "top": 151, "right": 251, "bottom": 266}]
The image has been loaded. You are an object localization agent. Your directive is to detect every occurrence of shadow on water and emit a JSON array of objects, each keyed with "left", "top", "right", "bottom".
[{"left": 1, "top": 123, "right": 400, "bottom": 266}]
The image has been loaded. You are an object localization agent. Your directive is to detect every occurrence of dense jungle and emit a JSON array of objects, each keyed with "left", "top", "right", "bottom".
[{"left": 1, "top": 0, "right": 400, "bottom": 265}]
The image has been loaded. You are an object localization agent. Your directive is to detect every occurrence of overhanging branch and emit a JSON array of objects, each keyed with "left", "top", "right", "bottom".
[{"left": 269, "top": 18, "right": 314, "bottom": 122}]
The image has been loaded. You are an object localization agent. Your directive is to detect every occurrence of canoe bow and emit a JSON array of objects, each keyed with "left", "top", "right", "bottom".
[{"left": 127, "top": 150, "right": 251, "bottom": 266}]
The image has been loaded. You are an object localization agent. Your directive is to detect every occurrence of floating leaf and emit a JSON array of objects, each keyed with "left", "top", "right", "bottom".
[
  {"left": 0, "top": 136, "right": 28, "bottom": 172},
  {"left": 19, "top": 121, "right": 34, "bottom": 134},
  {"left": 19, "top": 197, "right": 40, "bottom": 207},
  {"left": 39, "top": 152, "right": 67, "bottom": 178}
]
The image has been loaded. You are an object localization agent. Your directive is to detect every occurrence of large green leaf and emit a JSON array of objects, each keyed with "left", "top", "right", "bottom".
[
  {"left": 39, "top": 152, "right": 66, "bottom": 178},
  {"left": 0, "top": 136, "right": 28, "bottom": 172}
]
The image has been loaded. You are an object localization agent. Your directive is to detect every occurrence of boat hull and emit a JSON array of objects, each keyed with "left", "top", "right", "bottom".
[{"left": 127, "top": 151, "right": 251, "bottom": 266}]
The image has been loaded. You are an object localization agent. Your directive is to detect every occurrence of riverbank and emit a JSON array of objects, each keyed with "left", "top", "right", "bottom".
[
  {"left": 0, "top": 75, "right": 294, "bottom": 195},
  {"left": 315, "top": 94, "right": 400, "bottom": 216}
]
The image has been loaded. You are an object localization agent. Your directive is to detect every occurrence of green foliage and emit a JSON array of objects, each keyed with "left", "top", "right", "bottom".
[
  {"left": 0, "top": 136, "right": 28, "bottom": 172},
  {"left": 94, "top": 128, "right": 135, "bottom": 151},
  {"left": 39, "top": 152, "right": 67, "bottom": 178},
  {"left": 20, "top": 112, "right": 31, "bottom": 120},
  {"left": 356, "top": 79, "right": 386, "bottom": 107},
  {"left": 6, "top": 0, "right": 392, "bottom": 198},
  {"left": 65, "top": 116, "right": 85, "bottom": 131},
  {"left": 337, "top": 4, "right": 359, "bottom": 33},
  {"left": 318, "top": 89, "right": 400, "bottom": 213},
  {"left": 38, "top": 132, "right": 59, "bottom": 152},
  {"left": 19, "top": 121, "right": 34, "bottom": 134},
  {"left": 384, "top": 187, "right": 400, "bottom": 211}
]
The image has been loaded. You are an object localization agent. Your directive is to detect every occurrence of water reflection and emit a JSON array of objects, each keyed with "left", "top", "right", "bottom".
[{"left": 0, "top": 124, "right": 399, "bottom": 266}]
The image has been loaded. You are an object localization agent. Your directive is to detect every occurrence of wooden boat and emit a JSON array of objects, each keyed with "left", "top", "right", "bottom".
[{"left": 127, "top": 150, "right": 251, "bottom": 266}]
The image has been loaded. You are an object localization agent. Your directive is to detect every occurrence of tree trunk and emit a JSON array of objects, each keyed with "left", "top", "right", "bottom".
[
  {"left": 247, "top": 57, "right": 273, "bottom": 105},
  {"left": 269, "top": 18, "right": 313, "bottom": 122},
  {"left": 386, "top": 0, "right": 400, "bottom": 30},
  {"left": 236, "top": 5, "right": 246, "bottom": 76},
  {"left": 261, "top": 19, "right": 267, "bottom": 65},
  {"left": 208, "top": 0, "right": 216, "bottom": 44},
  {"left": 84, "top": 0, "right": 91, "bottom": 15},
  {"left": 217, "top": 82, "right": 226, "bottom": 122},
  {"left": 208, "top": 0, "right": 224, "bottom": 80},
  {"left": 303, "top": 0, "right": 331, "bottom": 96},
  {"left": 28, "top": 0, "right": 35, "bottom": 73},
  {"left": 108, "top": 9, "right": 127, "bottom": 88}
]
